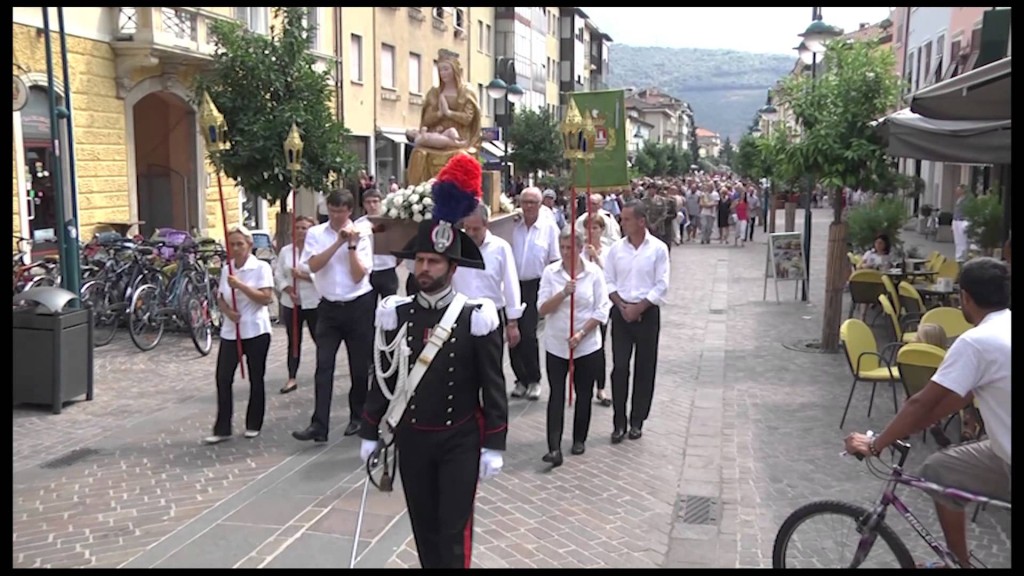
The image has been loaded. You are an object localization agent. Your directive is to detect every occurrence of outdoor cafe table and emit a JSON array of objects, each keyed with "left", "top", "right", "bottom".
[
  {"left": 914, "top": 282, "right": 958, "bottom": 307},
  {"left": 885, "top": 268, "right": 937, "bottom": 284}
]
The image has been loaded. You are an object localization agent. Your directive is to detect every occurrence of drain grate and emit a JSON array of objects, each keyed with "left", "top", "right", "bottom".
[
  {"left": 40, "top": 448, "right": 102, "bottom": 469},
  {"left": 677, "top": 495, "right": 719, "bottom": 525}
]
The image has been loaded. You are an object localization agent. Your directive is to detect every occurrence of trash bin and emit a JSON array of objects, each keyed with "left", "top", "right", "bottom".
[{"left": 12, "top": 287, "right": 94, "bottom": 414}]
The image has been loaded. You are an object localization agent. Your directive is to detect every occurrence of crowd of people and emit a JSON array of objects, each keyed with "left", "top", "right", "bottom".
[{"left": 201, "top": 161, "right": 1009, "bottom": 569}]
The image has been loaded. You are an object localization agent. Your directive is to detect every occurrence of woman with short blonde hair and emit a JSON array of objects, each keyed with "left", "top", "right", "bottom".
[{"left": 205, "top": 225, "right": 276, "bottom": 444}]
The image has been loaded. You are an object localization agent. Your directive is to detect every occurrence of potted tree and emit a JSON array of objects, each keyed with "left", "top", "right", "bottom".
[
  {"left": 936, "top": 210, "right": 954, "bottom": 243},
  {"left": 962, "top": 192, "right": 1003, "bottom": 257}
]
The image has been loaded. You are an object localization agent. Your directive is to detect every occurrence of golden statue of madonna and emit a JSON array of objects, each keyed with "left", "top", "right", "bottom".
[{"left": 405, "top": 49, "right": 482, "bottom": 185}]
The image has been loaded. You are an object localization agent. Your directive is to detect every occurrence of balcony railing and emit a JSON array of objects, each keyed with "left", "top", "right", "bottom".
[{"left": 114, "top": 7, "right": 232, "bottom": 60}]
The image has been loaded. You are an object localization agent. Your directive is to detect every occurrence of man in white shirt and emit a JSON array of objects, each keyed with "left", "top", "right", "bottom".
[
  {"left": 355, "top": 189, "right": 400, "bottom": 300},
  {"left": 454, "top": 203, "right": 525, "bottom": 351},
  {"left": 576, "top": 193, "right": 622, "bottom": 247},
  {"left": 510, "top": 188, "right": 561, "bottom": 400},
  {"left": 292, "top": 190, "right": 376, "bottom": 442},
  {"left": 541, "top": 189, "right": 565, "bottom": 230},
  {"left": 698, "top": 184, "right": 718, "bottom": 244},
  {"left": 604, "top": 201, "right": 670, "bottom": 443},
  {"left": 845, "top": 258, "right": 1011, "bottom": 568}
]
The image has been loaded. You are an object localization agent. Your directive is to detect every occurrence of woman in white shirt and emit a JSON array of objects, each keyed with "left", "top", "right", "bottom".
[
  {"left": 205, "top": 226, "right": 275, "bottom": 445},
  {"left": 858, "top": 234, "right": 893, "bottom": 271},
  {"left": 275, "top": 216, "right": 321, "bottom": 394},
  {"left": 581, "top": 216, "right": 612, "bottom": 408},
  {"left": 537, "top": 227, "right": 612, "bottom": 466}
]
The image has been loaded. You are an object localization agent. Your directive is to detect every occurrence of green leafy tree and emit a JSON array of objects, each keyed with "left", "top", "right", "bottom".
[
  {"left": 196, "top": 8, "right": 358, "bottom": 245},
  {"left": 732, "top": 134, "right": 761, "bottom": 180},
  {"left": 635, "top": 141, "right": 692, "bottom": 178},
  {"left": 668, "top": 147, "right": 694, "bottom": 176},
  {"left": 507, "top": 107, "right": 563, "bottom": 177},
  {"left": 775, "top": 38, "right": 903, "bottom": 351},
  {"left": 719, "top": 136, "right": 735, "bottom": 166}
]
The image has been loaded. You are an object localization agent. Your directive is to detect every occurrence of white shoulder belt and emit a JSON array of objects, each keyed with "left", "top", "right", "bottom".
[{"left": 375, "top": 293, "right": 468, "bottom": 445}]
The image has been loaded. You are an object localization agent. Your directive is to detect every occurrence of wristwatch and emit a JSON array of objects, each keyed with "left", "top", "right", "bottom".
[
  {"left": 348, "top": 244, "right": 357, "bottom": 251},
  {"left": 868, "top": 437, "right": 881, "bottom": 457}
]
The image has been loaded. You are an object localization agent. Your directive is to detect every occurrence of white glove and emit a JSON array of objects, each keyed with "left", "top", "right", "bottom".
[
  {"left": 479, "top": 448, "right": 504, "bottom": 481},
  {"left": 360, "top": 439, "right": 377, "bottom": 464}
]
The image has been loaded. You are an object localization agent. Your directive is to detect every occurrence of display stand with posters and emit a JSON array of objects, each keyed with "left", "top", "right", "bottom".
[{"left": 763, "top": 231, "right": 807, "bottom": 303}]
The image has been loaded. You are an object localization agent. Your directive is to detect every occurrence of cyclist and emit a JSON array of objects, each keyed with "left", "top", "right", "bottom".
[{"left": 844, "top": 257, "right": 1011, "bottom": 569}]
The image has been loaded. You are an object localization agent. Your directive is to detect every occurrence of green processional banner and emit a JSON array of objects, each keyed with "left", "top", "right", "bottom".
[{"left": 569, "top": 90, "right": 629, "bottom": 193}]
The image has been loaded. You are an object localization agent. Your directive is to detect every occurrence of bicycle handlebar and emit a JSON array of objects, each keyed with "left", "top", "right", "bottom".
[{"left": 844, "top": 432, "right": 911, "bottom": 468}]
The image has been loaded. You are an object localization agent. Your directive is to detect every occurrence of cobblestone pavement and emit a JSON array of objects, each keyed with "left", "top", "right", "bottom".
[{"left": 12, "top": 211, "right": 1010, "bottom": 568}]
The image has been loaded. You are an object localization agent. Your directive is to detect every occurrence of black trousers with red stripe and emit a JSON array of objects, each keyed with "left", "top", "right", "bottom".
[{"left": 396, "top": 416, "right": 481, "bottom": 569}]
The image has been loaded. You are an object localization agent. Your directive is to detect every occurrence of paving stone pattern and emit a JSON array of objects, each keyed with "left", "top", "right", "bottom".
[{"left": 12, "top": 211, "right": 1010, "bottom": 568}]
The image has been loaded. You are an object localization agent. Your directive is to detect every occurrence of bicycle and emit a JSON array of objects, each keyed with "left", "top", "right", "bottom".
[
  {"left": 128, "top": 241, "right": 213, "bottom": 355},
  {"left": 772, "top": 438, "right": 1011, "bottom": 568}
]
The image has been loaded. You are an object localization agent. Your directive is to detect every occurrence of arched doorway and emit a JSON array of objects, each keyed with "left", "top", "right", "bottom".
[{"left": 132, "top": 91, "right": 198, "bottom": 237}]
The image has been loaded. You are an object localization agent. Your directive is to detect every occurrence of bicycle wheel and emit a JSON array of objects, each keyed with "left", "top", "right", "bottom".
[
  {"left": 128, "top": 283, "right": 165, "bottom": 351},
  {"left": 772, "top": 500, "right": 915, "bottom": 568},
  {"left": 187, "top": 293, "right": 213, "bottom": 356},
  {"left": 81, "top": 281, "right": 119, "bottom": 347}
]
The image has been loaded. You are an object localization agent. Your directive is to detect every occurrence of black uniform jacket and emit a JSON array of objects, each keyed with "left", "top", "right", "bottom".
[{"left": 360, "top": 295, "right": 509, "bottom": 451}]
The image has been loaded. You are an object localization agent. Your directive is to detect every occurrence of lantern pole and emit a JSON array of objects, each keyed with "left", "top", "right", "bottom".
[
  {"left": 284, "top": 123, "right": 304, "bottom": 359},
  {"left": 199, "top": 92, "right": 245, "bottom": 379}
]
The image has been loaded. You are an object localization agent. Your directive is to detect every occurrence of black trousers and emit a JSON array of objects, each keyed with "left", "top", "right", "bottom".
[
  {"left": 214, "top": 333, "right": 272, "bottom": 436},
  {"left": 610, "top": 305, "right": 661, "bottom": 431},
  {"left": 397, "top": 417, "right": 481, "bottom": 569},
  {"left": 747, "top": 217, "right": 757, "bottom": 240},
  {"left": 281, "top": 305, "right": 319, "bottom": 379},
  {"left": 595, "top": 323, "right": 608, "bottom": 391},
  {"left": 509, "top": 278, "right": 541, "bottom": 384},
  {"left": 370, "top": 268, "right": 399, "bottom": 300},
  {"left": 545, "top": 350, "right": 601, "bottom": 451},
  {"left": 311, "top": 292, "right": 375, "bottom": 433}
]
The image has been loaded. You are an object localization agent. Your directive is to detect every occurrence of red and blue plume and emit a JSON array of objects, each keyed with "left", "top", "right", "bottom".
[{"left": 431, "top": 153, "right": 482, "bottom": 224}]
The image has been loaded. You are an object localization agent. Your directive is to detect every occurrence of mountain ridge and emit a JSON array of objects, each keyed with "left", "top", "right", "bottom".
[{"left": 607, "top": 44, "right": 796, "bottom": 143}]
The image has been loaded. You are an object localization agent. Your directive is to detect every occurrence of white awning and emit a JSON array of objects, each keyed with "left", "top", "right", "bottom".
[
  {"left": 910, "top": 56, "right": 1011, "bottom": 121},
  {"left": 377, "top": 128, "right": 409, "bottom": 145},
  {"left": 482, "top": 141, "right": 510, "bottom": 158}
]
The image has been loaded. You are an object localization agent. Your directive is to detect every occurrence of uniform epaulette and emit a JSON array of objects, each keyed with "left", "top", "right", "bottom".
[
  {"left": 467, "top": 298, "right": 500, "bottom": 336},
  {"left": 375, "top": 295, "right": 414, "bottom": 330}
]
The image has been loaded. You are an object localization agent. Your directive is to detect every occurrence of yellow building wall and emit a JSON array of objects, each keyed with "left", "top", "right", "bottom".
[
  {"left": 467, "top": 7, "right": 495, "bottom": 129},
  {"left": 375, "top": 7, "right": 472, "bottom": 133},
  {"left": 13, "top": 23, "right": 130, "bottom": 237},
  {"left": 546, "top": 7, "right": 562, "bottom": 110},
  {"left": 340, "top": 7, "right": 376, "bottom": 136}
]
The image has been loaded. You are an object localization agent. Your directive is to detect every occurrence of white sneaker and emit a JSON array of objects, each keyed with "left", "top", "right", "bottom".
[
  {"left": 526, "top": 383, "right": 542, "bottom": 400},
  {"left": 511, "top": 383, "right": 528, "bottom": 398},
  {"left": 203, "top": 435, "right": 231, "bottom": 445},
  {"left": 244, "top": 430, "right": 260, "bottom": 439}
]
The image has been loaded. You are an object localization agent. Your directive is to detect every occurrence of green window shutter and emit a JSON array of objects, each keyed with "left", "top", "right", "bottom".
[{"left": 976, "top": 9, "right": 1011, "bottom": 69}]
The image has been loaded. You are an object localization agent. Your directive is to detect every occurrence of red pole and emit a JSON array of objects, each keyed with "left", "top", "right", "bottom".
[
  {"left": 215, "top": 172, "right": 245, "bottom": 379},
  {"left": 290, "top": 187, "right": 299, "bottom": 358},
  {"left": 567, "top": 161, "right": 577, "bottom": 407}
]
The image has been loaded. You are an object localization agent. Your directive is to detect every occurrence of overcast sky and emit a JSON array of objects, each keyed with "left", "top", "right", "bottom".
[{"left": 582, "top": 7, "right": 893, "bottom": 55}]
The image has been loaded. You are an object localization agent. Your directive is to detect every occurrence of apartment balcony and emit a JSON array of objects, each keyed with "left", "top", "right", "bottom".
[{"left": 111, "top": 7, "right": 235, "bottom": 97}]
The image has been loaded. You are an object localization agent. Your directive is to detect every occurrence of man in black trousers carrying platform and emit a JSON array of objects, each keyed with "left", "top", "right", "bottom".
[
  {"left": 359, "top": 153, "right": 507, "bottom": 569},
  {"left": 603, "top": 201, "right": 671, "bottom": 443}
]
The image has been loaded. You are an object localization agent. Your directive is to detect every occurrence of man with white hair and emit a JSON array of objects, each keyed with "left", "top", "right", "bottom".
[
  {"left": 510, "top": 187, "right": 561, "bottom": 400},
  {"left": 575, "top": 193, "right": 621, "bottom": 248},
  {"left": 539, "top": 189, "right": 563, "bottom": 228}
]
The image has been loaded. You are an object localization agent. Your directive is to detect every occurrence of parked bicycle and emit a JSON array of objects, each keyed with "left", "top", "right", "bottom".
[
  {"left": 127, "top": 240, "right": 214, "bottom": 355},
  {"left": 12, "top": 236, "right": 61, "bottom": 298},
  {"left": 772, "top": 437, "right": 1010, "bottom": 568}
]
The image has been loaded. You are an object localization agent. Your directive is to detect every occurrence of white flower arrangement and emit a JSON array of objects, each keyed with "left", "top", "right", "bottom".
[
  {"left": 498, "top": 193, "right": 515, "bottom": 215},
  {"left": 381, "top": 180, "right": 435, "bottom": 223}
]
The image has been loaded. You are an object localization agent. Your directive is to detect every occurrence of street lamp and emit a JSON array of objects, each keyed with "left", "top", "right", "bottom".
[
  {"left": 751, "top": 127, "right": 763, "bottom": 137},
  {"left": 796, "top": 8, "right": 842, "bottom": 302},
  {"left": 487, "top": 66, "right": 524, "bottom": 195}
]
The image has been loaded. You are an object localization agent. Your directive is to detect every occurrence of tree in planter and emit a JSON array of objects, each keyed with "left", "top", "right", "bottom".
[
  {"left": 774, "top": 38, "right": 902, "bottom": 351},
  {"left": 961, "top": 193, "right": 1004, "bottom": 256},
  {"left": 507, "top": 107, "right": 563, "bottom": 179},
  {"left": 196, "top": 8, "right": 358, "bottom": 249},
  {"left": 846, "top": 197, "right": 908, "bottom": 254}
]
